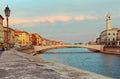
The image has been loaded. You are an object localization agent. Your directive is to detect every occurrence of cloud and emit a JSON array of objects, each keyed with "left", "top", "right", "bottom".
[
  {"left": 9, "top": 16, "right": 71, "bottom": 25},
  {"left": 74, "top": 15, "right": 98, "bottom": 21},
  {"left": 8, "top": 15, "right": 98, "bottom": 25},
  {"left": 9, "top": 19, "right": 30, "bottom": 25},
  {"left": 33, "top": 16, "right": 71, "bottom": 23}
]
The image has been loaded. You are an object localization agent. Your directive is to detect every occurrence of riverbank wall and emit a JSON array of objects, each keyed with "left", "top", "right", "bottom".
[
  {"left": 89, "top": 47, "right": 120, "bottom": 55},
  {"left": 0, "top": 48, "right": 113, "bottom": 79},
  {"left": 103, "top": 47, "right": 120, "bottom": 54}
]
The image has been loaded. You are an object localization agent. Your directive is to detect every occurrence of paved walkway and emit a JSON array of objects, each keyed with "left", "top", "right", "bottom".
[
  {"left": 0, "top": 49, "right": 113, "bottom": 79},
  {"left": 0, "top": 51, "right": 3, "bottom": 55}
]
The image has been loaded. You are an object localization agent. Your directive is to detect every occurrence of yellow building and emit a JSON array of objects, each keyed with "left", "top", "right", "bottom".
[{"left": 15, "top": 30, "right": 30, "bottom": 47}]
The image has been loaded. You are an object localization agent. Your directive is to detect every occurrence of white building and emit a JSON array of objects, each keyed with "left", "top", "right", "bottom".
[
  {"left": 117, "top": 30, "right": 120, "bottom": 46},
  {"left": 96, "top": 14, "right": 120, "bottom": 46}
]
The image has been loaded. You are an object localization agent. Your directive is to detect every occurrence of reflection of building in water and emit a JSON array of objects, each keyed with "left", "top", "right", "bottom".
[
  {"left": 102, "top": 55, "right": 113, "bottom": 73},
  {"left": 96, "top": 14, "right": 120, "bottom": 46}
]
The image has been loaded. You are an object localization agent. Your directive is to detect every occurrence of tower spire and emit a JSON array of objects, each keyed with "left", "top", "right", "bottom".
[{"left": 106, "top": 13, "right": 112, "bottom": 30}]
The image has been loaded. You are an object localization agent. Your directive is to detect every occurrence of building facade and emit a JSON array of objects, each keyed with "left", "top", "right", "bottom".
[
  {"left": 42, "top": 38, "right": 50, "bottom": 46},
  {"left": 14, "top": 34, "right": 19, "bottom": 47},
  {"left": 0, "top": 15, "right": 4, "bottom": 45},
  {"left": 96, "top": 14, "right": 120, "bottom": 46},
  {"left": 30, "top": 33, "right": 42, "bottom": 46},
  {"left": 15, "top": 30, "right": 30, "bottom": 47},
  {"left": 3, "top": 27, "right": 16, "bottom": 47},
  {"left": 117, "top": 30, "right": 120, "bottom": 46}
]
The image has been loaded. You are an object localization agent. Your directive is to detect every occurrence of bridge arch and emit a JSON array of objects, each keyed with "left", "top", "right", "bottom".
[{"left": 33, "top": 44, "right": 104, "bottom": 55}]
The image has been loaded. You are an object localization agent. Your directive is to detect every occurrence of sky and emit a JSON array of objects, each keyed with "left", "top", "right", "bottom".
[{"left": 0, "top": 0, "right": 120, "bottom": 43}]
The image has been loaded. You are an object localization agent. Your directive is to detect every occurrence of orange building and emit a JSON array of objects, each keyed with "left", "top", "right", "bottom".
[
  {"left": 52, "top": 40, "right": 57, "bottom": 45},
  {"left": 58, "top": 41, "right": 64, "bottom": 45},
  {"left": 30, "top": 33, "right": 42, "bottom": 46},
  {"left": 0, "top": 15, "right": 4, "bottom": 45}
]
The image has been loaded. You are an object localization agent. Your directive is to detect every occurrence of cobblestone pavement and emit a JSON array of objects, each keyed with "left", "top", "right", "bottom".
[{"left": 0, "top": 49, "right": 113, "bottom": 79}]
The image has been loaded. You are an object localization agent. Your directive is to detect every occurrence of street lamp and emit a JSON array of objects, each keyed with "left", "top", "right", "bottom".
[{"left": 4, "top": 5, "right": 11, "bottom": 50}]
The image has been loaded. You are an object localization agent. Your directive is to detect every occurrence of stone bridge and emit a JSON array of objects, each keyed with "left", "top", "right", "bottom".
[{"left": 33, "top": 44, "right": 104, "bottom": 55}]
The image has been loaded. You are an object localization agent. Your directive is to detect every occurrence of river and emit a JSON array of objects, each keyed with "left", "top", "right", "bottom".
[{"left": 42, "top": 48, "right": 120, "bottom": 79}]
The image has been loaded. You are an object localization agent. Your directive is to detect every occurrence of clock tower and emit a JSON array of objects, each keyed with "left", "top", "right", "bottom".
[{"left": 106, "top": 14, "right": 112, "bottom": 30}]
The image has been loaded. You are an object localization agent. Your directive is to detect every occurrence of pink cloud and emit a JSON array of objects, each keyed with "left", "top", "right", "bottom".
[
  {"left": 9, "top": 16, "right": 71, "bottom": 25},
  {"left": 75, "top": 15, "right": 98, "bottom": 21},
  {"left": 9, "top": 19, "right": 30, "bottom": 24},
  {"left": 36, "top": 16, "right": 71, "bottom": 23},
  {"left": 7, "top": 15, "right": 98, "bottom": 25}
]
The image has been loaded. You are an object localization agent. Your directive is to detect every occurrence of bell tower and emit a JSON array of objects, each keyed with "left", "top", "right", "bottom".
[{"left": 106, "top": 13, "right": 112, "bottom": 30}]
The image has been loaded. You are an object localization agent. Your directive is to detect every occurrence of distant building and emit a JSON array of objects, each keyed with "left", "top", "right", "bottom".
[
  {"left": 96, "top": 14, "right": 120, "bottom": 46},
  {"left": 42, "top": 38, "right": 50, "bottom": 46},
  {"left": 88, "top": 40, "right": 96, "bottom": 45},
  {"left": 29, "top": 34, "right": 36, "bottom": 45},
  {"left": 15, "top": 30, "right": 30, "bottom": 47},
  {"left": 42, "top": 38, "right": 46, "bottom": 46},
  {"left": 46, "top": 39, "right": 50, "bottom": 46},
  {"left": 30, "top": 33, "right": 42, "bottom": 46},
  {"left": 0, "top": 15, "right": 4, "bottom": 45},
  {"left": 52, "top": 40, "right": 57, "bottom": 45},
  {"left": 59, "top": 41, "right": 64, "bottom": 45}
]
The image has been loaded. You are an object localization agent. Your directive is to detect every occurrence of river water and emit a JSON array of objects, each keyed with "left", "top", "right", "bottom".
[{"left": 42, "top": 48, "right": 120, "bottom": 79}]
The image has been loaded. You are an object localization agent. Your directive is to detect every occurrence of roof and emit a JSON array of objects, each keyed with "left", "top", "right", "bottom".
[
  {"left": 118, "top": 30, "right": 120, "bottom": 32},
  {"left": 15, "top": 30, "right": 29, "bottom": 34},
  {"left": 0, "top": 15, "right": 4, "bottom": 20},
  {"left": 30, "top": 33, "right": 42, "bottom": 38},
  {"left": 101, "top": 28, "right": 119, "bottom": 34}
]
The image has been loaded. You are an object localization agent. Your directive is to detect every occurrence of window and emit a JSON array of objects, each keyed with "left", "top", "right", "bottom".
[
  {"left": 108, "top": 42, "right": 110, "bottom": 45},
  {"left": 113, "top": 43, "right": 115, "bottom": 46},
  {"left": 113, "top": 33, "right": 115, "bottom": 36},
  {"left": 113, "top": 38, "right": 115, "bottom": 41},
  {"left": 116, "top": 33, "right": 118, "bottom": 36}
]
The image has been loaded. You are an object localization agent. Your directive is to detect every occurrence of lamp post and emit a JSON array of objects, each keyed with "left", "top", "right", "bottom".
[{"left": 4, "top": 6, "right": 10, "bottom": 50}]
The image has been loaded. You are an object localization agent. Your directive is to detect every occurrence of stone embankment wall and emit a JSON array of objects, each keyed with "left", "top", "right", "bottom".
[
  {"left": 16, "top": 46, "right": 34, "bottom": 54},
  {"left": 103, "top": 47, "right": 120, "bottom": 54}
]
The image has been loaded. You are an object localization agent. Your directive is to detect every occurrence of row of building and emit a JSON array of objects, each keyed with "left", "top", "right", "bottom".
[
  {"left": 0, "top": 15, "right": 64, "bottom": 48},
  {"left": 96, "top": 14, "right": 120, "bottom": 47}
]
